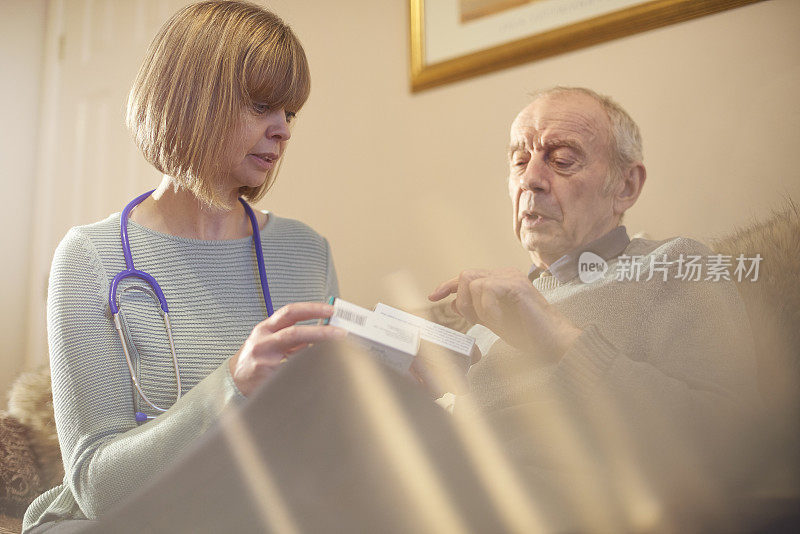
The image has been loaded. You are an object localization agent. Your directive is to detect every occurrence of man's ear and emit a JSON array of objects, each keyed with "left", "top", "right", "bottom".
[{"left": 613, "top": 163, "right": 646, "bottom": 216}]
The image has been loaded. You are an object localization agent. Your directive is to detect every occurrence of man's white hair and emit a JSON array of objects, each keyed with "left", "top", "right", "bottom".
[{"left": 530, "top": 87, "right": 643, "bottom": 191}]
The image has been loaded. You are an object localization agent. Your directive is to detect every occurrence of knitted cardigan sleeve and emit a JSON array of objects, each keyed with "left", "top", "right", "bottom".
[{"left": 36, "top": 228, "right": 246, "bottom": 521}]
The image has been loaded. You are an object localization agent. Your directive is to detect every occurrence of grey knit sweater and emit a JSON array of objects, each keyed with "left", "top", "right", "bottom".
[
  {"left": 23, "top": 211, "right": 338, "bottom": 531},
  {"left": 463, "top": 236, "right": 762, "bottom": 528},
  {"left": 467, "top": 235, "right": 759, "bottom": 407}
]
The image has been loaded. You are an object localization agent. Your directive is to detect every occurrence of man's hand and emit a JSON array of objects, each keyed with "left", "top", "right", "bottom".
[
  {"left": 408, "top": 343, "right": 482, "bottom": 398},
  {"left": 429, "top": 268, "right": 581, "bottom": 365}
]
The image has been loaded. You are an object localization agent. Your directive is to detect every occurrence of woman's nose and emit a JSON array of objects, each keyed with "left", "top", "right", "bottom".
[{"left": 267, "top": 110, "right": 291, "bottom": 141}]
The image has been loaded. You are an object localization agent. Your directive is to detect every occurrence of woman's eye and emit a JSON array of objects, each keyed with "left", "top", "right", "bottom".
[
  {"left": 285, "top": 111, "right": 296, "bottom": 124},
  {"left": 253, "top": 102, "right": 270, "bottom": 114}
]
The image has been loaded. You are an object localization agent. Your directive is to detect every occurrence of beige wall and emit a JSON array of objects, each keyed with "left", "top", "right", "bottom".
[
  {"left": 1, "top": 0, "right": 46, "bottom": 397},
  {"left": 262, "top": 0, "right": 800, "bottom": 309},
  {"left": 2, "top": 0, "right": 799, "bottom": 393}
]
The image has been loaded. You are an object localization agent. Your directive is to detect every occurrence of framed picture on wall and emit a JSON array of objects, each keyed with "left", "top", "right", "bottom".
[{"left": 409, "top": 0, "right": 764, "bottom": 92}]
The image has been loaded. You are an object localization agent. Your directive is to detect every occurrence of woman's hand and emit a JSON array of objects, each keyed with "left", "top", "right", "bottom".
[{"left": 229, "top": 302, "right": 347, "bottom": 396}]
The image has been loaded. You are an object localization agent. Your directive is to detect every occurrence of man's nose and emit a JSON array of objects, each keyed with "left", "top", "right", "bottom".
[{"left": 520, "top": 155, "right": 549, "bottom": 193}]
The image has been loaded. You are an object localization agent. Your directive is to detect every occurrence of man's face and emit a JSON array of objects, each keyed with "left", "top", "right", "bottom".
[{"left": 508, "top": 93, "right": 619, "bottom": 268}]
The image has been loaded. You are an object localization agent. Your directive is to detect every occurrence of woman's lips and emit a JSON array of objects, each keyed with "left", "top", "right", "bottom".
[{"left": 248, "top": 153, "right": 276, "bottom": 171}]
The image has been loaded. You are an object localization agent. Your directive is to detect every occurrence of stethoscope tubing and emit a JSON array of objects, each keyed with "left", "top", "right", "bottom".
[
  {"left": 241, "top": 195, "right": 274, "bottom": 316},
  {"left": 110, "top": 190, "right": 170, "bottom": 315}
]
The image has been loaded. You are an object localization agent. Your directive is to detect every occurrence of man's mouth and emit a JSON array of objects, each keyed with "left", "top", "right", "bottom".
[{"left": 521, "top": 209, "right": 552, "bottom": 227}]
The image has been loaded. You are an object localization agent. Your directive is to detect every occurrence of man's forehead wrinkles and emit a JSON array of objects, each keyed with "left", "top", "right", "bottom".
[
  {"left": 509, "top": 126, "right": 585, "bottom": 152},
  {"left": 514, "top": 103, "right": 607, "bottom": 146},
  {"left": 509, "top": 126, "right": 536, "bottom": 148},
  {"left": 507, "top": 140, "right": 525, "bottom": 157},
  {"left": 543, "top": 112, "right": 601, "bottom": 136}
]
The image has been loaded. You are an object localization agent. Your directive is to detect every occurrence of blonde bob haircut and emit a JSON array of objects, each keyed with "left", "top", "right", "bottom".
[{"left": 127, "top": 0, "right": 310, "bottom": 208}]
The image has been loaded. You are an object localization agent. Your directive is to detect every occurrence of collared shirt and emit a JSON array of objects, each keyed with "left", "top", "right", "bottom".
[{"left": 527, "top": 226, "right": 631, "bottom": 283}]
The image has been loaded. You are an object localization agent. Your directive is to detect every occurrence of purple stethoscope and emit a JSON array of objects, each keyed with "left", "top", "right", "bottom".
[{"left": 110, "top": 190, "right": 273, "bottom": 423}]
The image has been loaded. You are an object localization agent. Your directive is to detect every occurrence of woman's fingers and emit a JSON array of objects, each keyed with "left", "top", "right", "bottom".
[
  {"left": 263, "top": 324, "right": 347, "bottom": 354},
  {"left": 232, "top": 324, "right": 347, "bottom": 396},
  {"left": 263, "top": 302, "right": 335, "bottom": 332}
]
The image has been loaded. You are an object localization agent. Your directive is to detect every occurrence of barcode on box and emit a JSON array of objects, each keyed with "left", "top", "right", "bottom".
[{"left": 336, "top": 309, "right": 367, "bottom": 326}]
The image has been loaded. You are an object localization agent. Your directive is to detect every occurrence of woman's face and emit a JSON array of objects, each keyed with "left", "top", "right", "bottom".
[{"left": 225, "top": 104, "right": 294, "bottom": 191}]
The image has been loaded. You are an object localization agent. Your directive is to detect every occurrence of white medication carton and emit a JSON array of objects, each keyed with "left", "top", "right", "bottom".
[
  {"left": 373, "top": 303, "right": 477, "bottom": 376},
  {"left": 327, "top": 298, "right": 420, "bottom": 374},
  {"left": 326, "top": 298, "right": 477, "bottom": 378}
]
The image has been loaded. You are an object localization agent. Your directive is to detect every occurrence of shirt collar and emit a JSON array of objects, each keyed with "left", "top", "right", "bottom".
[{"left": 528, "top": 226, "right": 631, "bottom": 283}]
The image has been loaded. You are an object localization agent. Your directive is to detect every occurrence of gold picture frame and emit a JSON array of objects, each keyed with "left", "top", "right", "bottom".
[{"left": 409, "top": 0, "right": 765, "bottom": 92}]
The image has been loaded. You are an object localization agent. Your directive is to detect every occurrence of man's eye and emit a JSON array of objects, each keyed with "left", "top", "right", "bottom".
[{"left": 550, "top": 156, "right": 576, "bottom": 171}]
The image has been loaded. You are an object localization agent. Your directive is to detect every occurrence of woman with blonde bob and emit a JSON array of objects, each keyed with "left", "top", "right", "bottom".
[{"left": 23, "top": 2, "right": 345, "bottom": 531}]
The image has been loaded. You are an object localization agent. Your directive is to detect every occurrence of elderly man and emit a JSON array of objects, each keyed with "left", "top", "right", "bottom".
[{"left": 430, "top": 87, "right": 762, "bottom": 530}]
